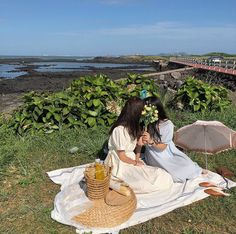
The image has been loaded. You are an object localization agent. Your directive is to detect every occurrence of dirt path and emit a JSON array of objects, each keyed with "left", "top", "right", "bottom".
[
  {"left": 0, "top": 93, "right": 23, "bottom": 115},
  {"left": 143, "top": 67, "right": 195, "bottom": 77}
]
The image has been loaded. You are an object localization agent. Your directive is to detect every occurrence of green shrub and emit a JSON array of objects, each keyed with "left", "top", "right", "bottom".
[
  {"left": 69, "top": 74, "right": 125, "bottom": 128},
  {"left": 9, "top": 74, "right": 159, "bottom": 135},
  {"left": 10, "top": 91, "right": 83, "bottom": 134},
  {"left": 120, "top": 73, "right": 159, "bottom": 98},
  {"left": 172, "top": 77, "right": 231, "bottom": 112}
]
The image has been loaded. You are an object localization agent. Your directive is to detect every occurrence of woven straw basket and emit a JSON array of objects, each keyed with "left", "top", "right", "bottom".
[
  {"left": 73, "top": 188, "right": 137, "bottom": 228},
  {"left": 84, "top": 165, "right": 111, "bottom": 200}
]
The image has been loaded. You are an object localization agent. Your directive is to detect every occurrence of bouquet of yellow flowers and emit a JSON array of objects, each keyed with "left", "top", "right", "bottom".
[{"left": 140, "top": 104, "right": 159, "bottom": 130}]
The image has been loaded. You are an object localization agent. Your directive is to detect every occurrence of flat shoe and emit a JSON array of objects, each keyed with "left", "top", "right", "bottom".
[
  {"left": 204, "top": 188, "right": 230, "bottom": 197},
  {"left": 199, "top": 182, "right": 217, "bottom": 188}
]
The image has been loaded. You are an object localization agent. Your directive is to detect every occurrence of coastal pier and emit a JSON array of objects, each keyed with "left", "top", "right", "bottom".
[{"left": 168, "top": 57, "right": 236, "bottom": 76}]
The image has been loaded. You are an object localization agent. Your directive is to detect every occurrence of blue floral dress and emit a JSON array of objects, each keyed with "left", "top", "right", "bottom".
[{"left": 144, "top": 120, "right": 202, "bottom": 182}]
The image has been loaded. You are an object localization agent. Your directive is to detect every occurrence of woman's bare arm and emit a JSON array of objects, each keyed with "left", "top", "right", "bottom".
[
  {"left": 134, "top": 145, "right": 142, "bottom": 161},
  {"left": 150, "top": 142, "right": 167, "bottom": 151},
  {"left": 143, "top": 131, "right": 167, "bottom": 151},
  {"left": 134, "top": 136, "right": 145, "bottom": 161},
  {"left": 117, "top": 150, "right": 136, "bottom": 165},
  {"left": 117, "top": 149, "right": 144, "bottom": 166}
]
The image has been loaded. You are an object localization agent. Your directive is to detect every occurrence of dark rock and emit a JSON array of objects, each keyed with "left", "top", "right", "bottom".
[{"left": 175, "top": 80, "right": 184, "bottom": 89}]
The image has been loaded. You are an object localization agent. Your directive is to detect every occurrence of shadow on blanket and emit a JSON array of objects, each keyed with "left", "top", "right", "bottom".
[{"left": 47, "top": 164, "right": 236, "bottom": 234}]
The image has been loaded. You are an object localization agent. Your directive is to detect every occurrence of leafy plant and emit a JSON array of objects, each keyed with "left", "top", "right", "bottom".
[
  {"left": 172, "top": 77, "right": 231, "bottom": 112},
  {"left": 10, "top": 91, "right": 83, "bottom": 135},
  {"left": 69, "top": 74, "right": 125, "bottom": 127},
  {"left": 9, "top": 74, "right": 160, "bottom": 135},
  {"left": 121, "top": 73, "right": 159, "bottom": 98}
]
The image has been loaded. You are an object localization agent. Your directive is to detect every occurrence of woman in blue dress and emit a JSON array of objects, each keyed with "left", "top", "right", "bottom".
[{"left": 143, "top": 96, "right": 205, "bottom": 182}]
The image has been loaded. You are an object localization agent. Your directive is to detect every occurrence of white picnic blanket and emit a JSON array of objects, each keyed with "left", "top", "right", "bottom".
[{"left": 47, "top": 164, "right": 236, "bottom": 234}]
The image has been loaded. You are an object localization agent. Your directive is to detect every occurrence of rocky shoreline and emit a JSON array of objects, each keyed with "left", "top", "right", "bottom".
[
  {"left": 1, "top": 57, "right": 236, "bottom": 115},
  {"left": 0, "top": 68, "right": 154, "bottom": 94},
  {"left": 0, "top": 67, "right": 155, "bottom": 114}
]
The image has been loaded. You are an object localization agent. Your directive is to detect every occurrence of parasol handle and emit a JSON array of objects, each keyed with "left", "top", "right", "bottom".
[{"left": 204, "top": 126, "right": 208, "bottom": 170}]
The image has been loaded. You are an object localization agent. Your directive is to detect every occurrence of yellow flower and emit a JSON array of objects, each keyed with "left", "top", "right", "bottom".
[
  {"left": 140, "top": 104, "right": 159, "bottom": 128},
  {"left": 145, "top": 106, "right": 151, "bottom": 111}
]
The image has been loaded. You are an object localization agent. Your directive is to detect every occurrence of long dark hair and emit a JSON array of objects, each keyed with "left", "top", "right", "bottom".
[
  {"left": 144, "top": 96, "right": 169, "bottom": 142},
  {"left": 109, "top": 97, "right": 144, "bottom": 140}
]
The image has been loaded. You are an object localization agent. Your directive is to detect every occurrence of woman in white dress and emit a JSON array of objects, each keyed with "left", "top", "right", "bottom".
[
  {"left": 143, "top": 97, "right": 204, "bottom": 182},
  {"left": 105, "top": 97, "right": 173, "bottom": 194}
]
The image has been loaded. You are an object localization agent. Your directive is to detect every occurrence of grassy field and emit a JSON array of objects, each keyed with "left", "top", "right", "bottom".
[{"left": 0, "top": 107, "right": 236, "bottom": 234}]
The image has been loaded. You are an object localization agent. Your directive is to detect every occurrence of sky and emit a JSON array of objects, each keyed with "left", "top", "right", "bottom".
[{"left": 0, "top": 0, "right": 236, "bottom": 56}]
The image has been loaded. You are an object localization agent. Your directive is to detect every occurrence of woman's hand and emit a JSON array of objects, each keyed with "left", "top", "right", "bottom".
[
  {"left": 135, "top": 160, "right": 145, "bottom": 166},
  {"left": 142, "top": 131, "right": 151, "bottom": 145}
]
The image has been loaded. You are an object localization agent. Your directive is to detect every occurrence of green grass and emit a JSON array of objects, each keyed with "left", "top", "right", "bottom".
[{"left": 0, "top": 107, "right": 236, "bottom": 234}]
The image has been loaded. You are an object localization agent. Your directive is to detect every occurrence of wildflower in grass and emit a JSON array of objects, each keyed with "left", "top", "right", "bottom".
[
  {"left": 176, "top": 101, "right": 184, "bottom": 110},
  {"left": 127, "top": 84, "right": 136, "bottom": 92},
  {"left": 106, "top": 100, "right": 121, "bottom": 116}
]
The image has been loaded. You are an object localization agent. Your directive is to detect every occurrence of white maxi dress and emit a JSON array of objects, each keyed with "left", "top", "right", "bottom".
[{"left": 105, "top": 126, "right": 173, "bottom": 194}]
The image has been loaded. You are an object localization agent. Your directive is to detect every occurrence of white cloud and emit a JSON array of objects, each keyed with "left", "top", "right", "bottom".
[
  {"left": 98, "top": 22, "right": 236, "bottom": 41},
  {"left": 52, "top": 21, "right": 236, "bottom": 40},
  {"left": 49, "top": 21, "right": 236, "bottom": 54},
  {"left": 81, "top": 0, "right": 138, "bottom": 6},
  {"left": 98, "top": 0, "right": 137, "bottom": 5}
]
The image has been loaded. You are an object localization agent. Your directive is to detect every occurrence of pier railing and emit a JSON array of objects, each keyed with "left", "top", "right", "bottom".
[{"left": 169, "top": 57, "right": 236, "bottom": 75}]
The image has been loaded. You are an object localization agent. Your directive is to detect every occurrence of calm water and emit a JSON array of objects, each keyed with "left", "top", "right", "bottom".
[
  {"left": 0, "top": 62, "right": 155, "bottom": 79},
  {"left": 0, "top": 64, "right": 27, "bottom": 79},
  {"left": 33, "top": 62, "right": 155, "bottom": 72}
]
